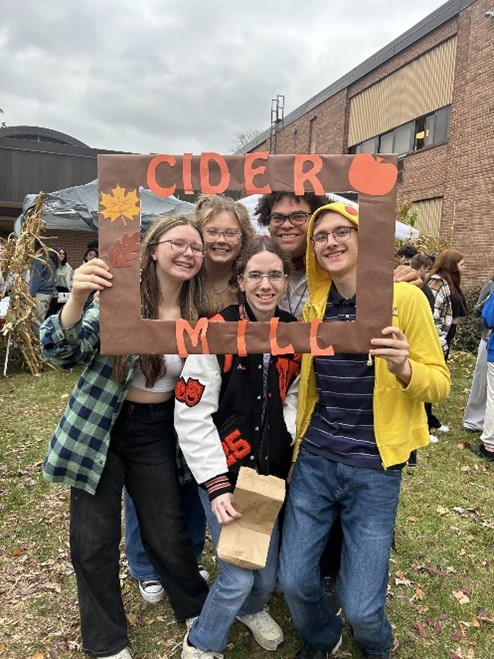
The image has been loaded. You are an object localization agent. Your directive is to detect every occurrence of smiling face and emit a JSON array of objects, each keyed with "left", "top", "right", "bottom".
[
  {"left": 268, "top": 196, "right": 311, "bottom": 259},
  {"left": 238, "top": 250, "right": 287, "bottom": 322},
  {"left": 203, "top": 210, "right": 243, "bottom": 268},
  {"left": 151, "top": 224, "right": 204, "bottom": 282},
  {"left": 312, "top": 211, "right": 359, "bottom": 284}
]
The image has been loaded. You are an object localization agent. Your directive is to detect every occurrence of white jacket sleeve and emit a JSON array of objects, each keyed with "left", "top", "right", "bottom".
[
  {"left": 283, "top": 374, "right": 300, "bottom": 445},
  {"left": 174, "top": 354, "right": 228, "bottom": 485}
]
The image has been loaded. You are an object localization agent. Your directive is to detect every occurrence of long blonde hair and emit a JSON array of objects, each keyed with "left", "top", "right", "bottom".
[{"left": 113, "top": 213, "right": 217, "bottom": 384}]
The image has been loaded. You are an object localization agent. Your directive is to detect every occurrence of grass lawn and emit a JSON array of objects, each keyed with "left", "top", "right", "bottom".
[{"left": 0, "top": 351, "right": 493, "bottom": 658}]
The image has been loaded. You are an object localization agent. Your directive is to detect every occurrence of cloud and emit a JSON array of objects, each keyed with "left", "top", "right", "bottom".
[{"left": 2, "top": 0, "right": 446, "bottom": 154}]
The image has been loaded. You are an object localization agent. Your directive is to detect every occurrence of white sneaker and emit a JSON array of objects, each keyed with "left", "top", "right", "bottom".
[
  {"left": 437, "top": 424, "right": 450, "bottom": 433},
  {"left": 236, "top": 609, "right": 284, "bottom": 651},
  {"left": 429, "top": 434, "right": 439, "bottom": 444},
  {"left": 107, "top": 649, "right": 133, "bottom": 659},
  {"left": 181, "top": 633, "right": 223, "bottom": 659},
  {"left": 139, "top": 579, "right": 164, "bottom": 604},
  {"left": 198, "top": 563, "right": 210, "bottom": 581},
  {"left": 186, "top": 616, "right": 198, "bottom": 631}
]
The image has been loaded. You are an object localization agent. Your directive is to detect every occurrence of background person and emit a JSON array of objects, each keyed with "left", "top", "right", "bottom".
[
  {"left": 40, "top": 215, "right": 214, "bottom": 659},
  {"left": 463, "top": 276, "right": 494, "bottom": 433},
  {"left": 471, "top": 290, "right": 494, "bottom": 462},
  {"left": 29, "top": 240, "right": 57, "bottom": 336},
  {"left": 427, "top": 249, "right": 466, "bottom": 441},
  {"left": 48, "top": 248, "right": 74, "bottom": 315},
  {"left": 396, "top": 244, "right": 418, "bottom": 266}
]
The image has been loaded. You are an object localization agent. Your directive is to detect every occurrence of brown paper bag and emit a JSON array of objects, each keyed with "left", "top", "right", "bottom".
[{"left": 217, "top": 467, "right": 286, "bottom": 570}]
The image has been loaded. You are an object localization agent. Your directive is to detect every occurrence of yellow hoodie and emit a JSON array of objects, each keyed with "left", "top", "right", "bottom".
[{"left": 294, "top": 204, "right": 450, "bottom": 468}]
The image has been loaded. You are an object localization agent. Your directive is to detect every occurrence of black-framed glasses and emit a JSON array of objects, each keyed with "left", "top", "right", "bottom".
[
  {"left": 203, "top": 228, "right": 242, "bottom": 242},
  {"left": 268, "top": 212, "right": 311, "bottom": 226},
  {"left": 312, "top": 226, "right": 357, "bottom": 246},
  {"left": 239, "top": 271, "right": 287, "bottom": 284},
  {"left": 156, "top": 239, "right": 205, "bottom": 257}
]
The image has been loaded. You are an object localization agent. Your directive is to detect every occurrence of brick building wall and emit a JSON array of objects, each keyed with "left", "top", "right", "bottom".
[
  {"left": 247, "top": 0, "right": 493, "bottom": 284},
  {"left": 442, "top": 0, "right": 494, "bottom": 283},
  {"left": 42, "top": 230, "right": 98, "bottom": 268}
]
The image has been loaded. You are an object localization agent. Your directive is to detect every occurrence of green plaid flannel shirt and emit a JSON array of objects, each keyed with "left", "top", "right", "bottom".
[{"left": 40, "top": 303, "right": 192, "bottom": 494}]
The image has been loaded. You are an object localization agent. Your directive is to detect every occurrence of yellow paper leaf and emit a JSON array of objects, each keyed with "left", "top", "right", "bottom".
[{"left": 100, "top": 185, "right": 139, "bottom": 225}]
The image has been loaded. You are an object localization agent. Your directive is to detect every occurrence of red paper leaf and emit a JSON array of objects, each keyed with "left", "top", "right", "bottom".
[{"left": 108, "top": 232, "right": 140, "bottom": 268}]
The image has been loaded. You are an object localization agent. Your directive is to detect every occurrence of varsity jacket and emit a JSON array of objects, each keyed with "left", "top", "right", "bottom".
[{"left": 174, "top": 303, "right": 301, "bottom": 500}]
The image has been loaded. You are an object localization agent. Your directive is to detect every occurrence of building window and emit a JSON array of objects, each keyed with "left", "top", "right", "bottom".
[
  {"left": 415, "top": 105, "right": 451, "bottom": 151},
  {"left": 351, "top": 105, "right": 451, "bottom": 157}
]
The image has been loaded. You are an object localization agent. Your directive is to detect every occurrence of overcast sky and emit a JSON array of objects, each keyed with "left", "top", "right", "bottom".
[{"left": 2, "top": 0, "right": 449, "bottom": 154}]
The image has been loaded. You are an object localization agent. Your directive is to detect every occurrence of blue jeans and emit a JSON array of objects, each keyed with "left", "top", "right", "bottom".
[
  {"left": 188, "top": 487, "right": 279, "bottom": 653},
  {"left": 279, "top": 447, "right": 402, "bottom": 656},
  {"left": 70, "top": 400, "right": 208, "bottom": 657},
  {"left": 125, "top": 478, "right": 206, "bottom": 580}
]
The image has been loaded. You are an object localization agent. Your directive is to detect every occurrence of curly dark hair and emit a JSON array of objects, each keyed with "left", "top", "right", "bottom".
[{"left": 254, "top": 192, "right": 329, "bottom": 227}]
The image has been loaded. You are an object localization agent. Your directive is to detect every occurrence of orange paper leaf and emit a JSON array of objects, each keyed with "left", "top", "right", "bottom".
[{"left": 108, "top": 232, "right": 140, "bottom": 268}]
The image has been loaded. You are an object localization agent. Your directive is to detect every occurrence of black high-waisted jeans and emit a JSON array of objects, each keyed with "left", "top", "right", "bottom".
[{"left": 70, "top": 399, "right": 208, "bottom": 657}]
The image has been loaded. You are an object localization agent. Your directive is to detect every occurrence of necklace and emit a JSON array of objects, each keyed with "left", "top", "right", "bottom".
[{"left": 212, "top": 282, "right": 230, "bottom": 295}]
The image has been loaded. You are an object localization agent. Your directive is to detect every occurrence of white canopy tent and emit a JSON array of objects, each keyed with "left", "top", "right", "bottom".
[
  {"left": 237, "top": 193, "right": 420, "bottom": 240},
  {"left": 15, "top": 180, "right": 195, "bottom": 235}
]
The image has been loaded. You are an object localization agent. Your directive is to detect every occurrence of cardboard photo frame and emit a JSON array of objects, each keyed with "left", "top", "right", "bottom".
[{"left": 98, "top": 153, "right": 397, "bottom": 355}]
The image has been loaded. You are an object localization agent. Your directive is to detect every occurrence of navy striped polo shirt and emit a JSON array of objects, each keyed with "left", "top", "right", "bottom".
[{"left": 303, "top": 285, "right": 384, "bottom": 470}]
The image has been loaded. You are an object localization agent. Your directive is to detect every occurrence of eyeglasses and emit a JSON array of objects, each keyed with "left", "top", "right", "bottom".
[
  {"left": 239, "top": 271, "right": 287, "bottom": 284},
  {"left": 156, "top": 239, "right": 205, "bottom": 257},
  {"left": 268, "top": 212, "right": 311, "bottom": 226},
  {"left": 203, "top": 228, "right": 242, "bottom": 242},
  {"left": 312, "top": 226, "right": 357, "bottom": 246}
]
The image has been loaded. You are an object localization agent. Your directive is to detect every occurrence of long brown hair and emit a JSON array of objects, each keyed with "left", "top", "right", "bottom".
[
  {"left": 429, "top": 249, "right": 466, "bottom": 307},
  {"left": 113, "top": 213, "right": 217, "bottom": 385}
]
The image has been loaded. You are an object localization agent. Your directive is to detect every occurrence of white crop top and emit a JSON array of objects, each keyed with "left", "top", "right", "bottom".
[{"left": 131, "top": 354, "right": 184, "bottom": 393}]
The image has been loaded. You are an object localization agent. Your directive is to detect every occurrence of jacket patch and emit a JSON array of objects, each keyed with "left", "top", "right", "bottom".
[
  {"left": 276, "top": 353, "right": 302, "bottom": 401},
  {"left": 221, "top": 428, "right": 250, "bottom": 467},
  {"left": 175, "top": 376, "right": 206, "bottom": 407}
]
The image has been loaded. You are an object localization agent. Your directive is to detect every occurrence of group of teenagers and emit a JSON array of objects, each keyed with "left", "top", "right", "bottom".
[{"left": 39, "top": 190, "right": 450, "bottom": 659}]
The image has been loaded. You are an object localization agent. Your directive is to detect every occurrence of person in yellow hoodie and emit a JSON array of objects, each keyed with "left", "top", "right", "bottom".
[{"left": 278, "top": 202, "right": 450, "bottom": 659}]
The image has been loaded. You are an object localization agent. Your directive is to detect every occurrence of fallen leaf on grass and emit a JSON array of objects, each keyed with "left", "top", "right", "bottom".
[
  {"left": 476, "top": 607, "right": 494, "bottom": 623},
  {"left": 453, "top": 590, "right": 470, "bottom": 605},
  {"left": 457, "top": 442, "right": 470, "bottom": 449},
  {"left": 451, "top": 628, "right": 466, "bottom": 641},
  {"left": 32, "top": 653, "right": 44, "bottom": 659},
  {"left": 412, "top": 621, "right": 428, "bottom": 637},
  {"left": 437, "top": 505, "right": 449, "bottom": 515},
  {"left": 415, "top": 585, "right": 426, "bottom": 600}
]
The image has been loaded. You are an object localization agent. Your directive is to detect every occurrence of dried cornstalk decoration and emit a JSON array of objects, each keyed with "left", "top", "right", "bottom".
[{"left": 1, "top": 193, "right": 52, "bottom": 376}]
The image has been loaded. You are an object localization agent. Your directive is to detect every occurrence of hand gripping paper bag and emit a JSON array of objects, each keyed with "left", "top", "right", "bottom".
[{"left": 217, "top": 467, "right": 286, "bottom": 570}]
